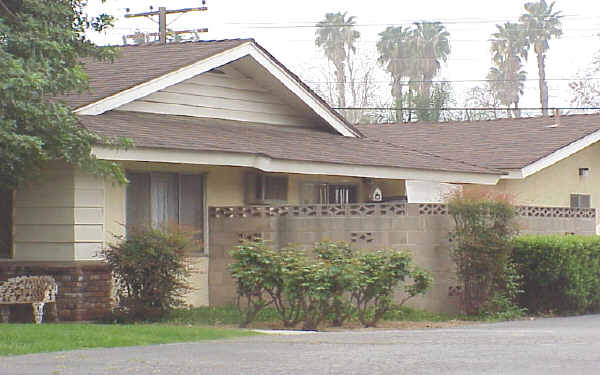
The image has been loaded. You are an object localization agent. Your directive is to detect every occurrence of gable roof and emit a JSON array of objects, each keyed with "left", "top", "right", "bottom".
[
  {"left": 61, "top": 39, "right": 360, "bottom": 137},
  {"left": 357, "top": 114, "right": 600, "bottom": 177},
  {"left": 80, "top": 111, "right": 502, "bottom": 179}
]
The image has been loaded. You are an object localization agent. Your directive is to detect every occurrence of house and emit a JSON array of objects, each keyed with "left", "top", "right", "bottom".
[
  {"left": 358, "top": 114, "right": 600, "bottom": 226},
  {"left": 0, "top": 39, "right": 596, "bottom": 319}
]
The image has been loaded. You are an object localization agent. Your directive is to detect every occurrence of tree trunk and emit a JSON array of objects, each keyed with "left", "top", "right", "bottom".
[
  {"left": 537, "top": 53, "right": 549, "bottom": 116},
  {"left": 392, "top": 78, "right": 403, "bottom": 123},
  {"left": 335, "top": 63, "right": 346, "bottom": 109}
]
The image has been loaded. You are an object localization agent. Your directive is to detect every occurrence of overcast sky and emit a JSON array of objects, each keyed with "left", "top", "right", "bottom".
[{"left": 86, "top": 0, "right": 600, "bottom": 112}]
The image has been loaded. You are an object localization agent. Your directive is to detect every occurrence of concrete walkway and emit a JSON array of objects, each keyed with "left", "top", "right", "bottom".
[{"left": 2, "top": 315, "right": 600, "bottom": 374}]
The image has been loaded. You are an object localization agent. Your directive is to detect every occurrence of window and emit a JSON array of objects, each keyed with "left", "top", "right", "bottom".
[
  {"left": 126, "top": 172, "right": 204, "bottom": 252},
  {"left": 245, "top": 173, "right": 288, "bottom": 204},
  {"left": 579, "top": 168, "right": 590, "bottom": 177},
  {"left": 300, "top": 183, "right": 358, "bottom": 204},
  {"left": 570, "top": 194, "right": 591, "bottom": 209}
]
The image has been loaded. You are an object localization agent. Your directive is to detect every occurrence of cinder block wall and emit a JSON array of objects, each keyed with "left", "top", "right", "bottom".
[{"left": 209, "top": 204, "right": 597, "bottom": 313}]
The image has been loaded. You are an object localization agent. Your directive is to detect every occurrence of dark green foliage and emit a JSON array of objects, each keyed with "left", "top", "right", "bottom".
[
  {"left": 512, "top": 235, "right": 600, "bottom": 315},
  {"left": 0, "top": 0, "right": 128, "bottom": 189},
  {"left": 228, "top": 240, "right": 279, "bottom": 327},
  {"left": 351, "top": 251, "right": 432, "bottom": 327},
  {"left": 102, "top": 227, "right": 192, "bottom": 321},
  {"left": 229, "top": 240, "right": 431, "bottom": 329},
  {"left": 448, "top": 192, "right": 521, "bottom": 315}
]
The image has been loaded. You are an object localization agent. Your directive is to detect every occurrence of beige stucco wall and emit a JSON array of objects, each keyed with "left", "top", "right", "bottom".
[
  {"left": 498, "top": 143, "right": 600, "bottom": 207},
  {"left": 465, "top": 141, "right": 600, "bottom": 225}
]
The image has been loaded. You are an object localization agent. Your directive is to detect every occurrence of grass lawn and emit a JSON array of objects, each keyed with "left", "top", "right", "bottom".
[{"left": 0, "top": 324, "right": 258, "bottom": 356}]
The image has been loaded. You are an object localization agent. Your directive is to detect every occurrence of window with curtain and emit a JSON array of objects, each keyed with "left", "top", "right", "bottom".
[{"left": 126, "top": 172, "right": 204, "bottom": 253}]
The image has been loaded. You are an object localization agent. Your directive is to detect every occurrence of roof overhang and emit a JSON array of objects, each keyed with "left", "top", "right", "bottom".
[
  {"left": 92, "top": 146, "right": 502, "bottom": 185},
  {"left": 75, "top": 41, "right": 359, "bottom": 138},
  {"left": 501, "top": 128, "right": 600, "bottom": 179}
]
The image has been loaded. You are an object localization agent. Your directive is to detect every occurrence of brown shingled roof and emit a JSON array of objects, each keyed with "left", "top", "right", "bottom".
[
  {"left": 79, "top": 111, "right": 501, "bottom": 175},
  {"left": 357, "top": 114, "right": 600, "bottom": 170},
  {"left": 59, "top": 39, "right": 252, "bottom": 109}
]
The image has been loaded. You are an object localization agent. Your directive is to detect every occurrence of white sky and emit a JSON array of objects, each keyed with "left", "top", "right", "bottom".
[{"left": 86, "top": 0, "right": 600, "bottom": 112}]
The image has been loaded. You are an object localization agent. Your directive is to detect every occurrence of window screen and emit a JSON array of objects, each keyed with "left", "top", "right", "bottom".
[{"left": 570, "top": 194, "right": 591, "bottom": 208}]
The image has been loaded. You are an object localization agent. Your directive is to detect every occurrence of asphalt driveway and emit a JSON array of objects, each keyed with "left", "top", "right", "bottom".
[{"left": 2, "top": 315, "right": 600, "bottom": 375}]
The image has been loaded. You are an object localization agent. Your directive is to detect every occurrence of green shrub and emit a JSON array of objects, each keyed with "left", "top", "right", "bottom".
[
  {"left": 447, "top": 191, "right": 520, "bottom": 315},
  {"left": 229, "top": 241, "right": 432, "bottom": 329},
  {"left": 512, "top": 235, "right": 600, "bottom": 315},
  {"left": 314, "top": 242, "right": 356, "bottom": 327},
  {"left": 102, "top": 227, "right": 192, "bottom": 321},
  {"left": 351, "top": 250, "right": 432, "bottom": 327},
  {"left": 228, "top": 240, "right": 280, "bottom": 327}
]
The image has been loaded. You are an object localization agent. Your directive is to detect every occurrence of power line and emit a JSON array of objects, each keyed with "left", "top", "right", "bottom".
[
  {"left": 306, "top": 77, "right": 600, "bottom": 84},
  {"left": 333, "top": 106, "right": 600, "bottom": 111}
]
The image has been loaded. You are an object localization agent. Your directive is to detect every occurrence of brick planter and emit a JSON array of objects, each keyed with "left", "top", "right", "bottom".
[{"left": 0, "top": 261, "right": 113, "bottom": 322}]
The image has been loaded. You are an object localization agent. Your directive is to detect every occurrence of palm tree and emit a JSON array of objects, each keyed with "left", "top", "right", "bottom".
[
  {"left": 412, "top": 21, "right": 451, "bottom": 97},
  {"left": 488, "top": 22, "right": 529, "bottom": 117},
  {"left": 315, "top": 12, "right": 360, "bottom": 109},
  {"left": 376, "top": 26, "right": 414, "bottom": 122},
  {"left": 520, "top": 0, "right": 562, "bottom": 116}
]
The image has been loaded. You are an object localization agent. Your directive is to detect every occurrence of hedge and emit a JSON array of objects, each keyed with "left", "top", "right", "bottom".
[{"left": 512, "top": 235, "right": 600, "bottom": 315}]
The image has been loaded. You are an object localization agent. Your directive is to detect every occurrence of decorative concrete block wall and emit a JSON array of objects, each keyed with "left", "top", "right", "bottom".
[{"left": 209, "top": 203, "right": 597, "bottom": 313}]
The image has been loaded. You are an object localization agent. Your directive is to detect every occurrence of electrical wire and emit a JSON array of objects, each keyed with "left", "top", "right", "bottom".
[{"left": 333, "top": 106, "right": 600, "bottom": 111}]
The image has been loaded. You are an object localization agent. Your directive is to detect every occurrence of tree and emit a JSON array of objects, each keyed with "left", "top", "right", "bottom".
[
  {"left": 376, "top": 21, "right": 450, "bottom": 123},
  {"left": 376, "top": 26, "right": 414, "bottom": 122},
  {"left": 520, "top": 0, "right": 562, "bottom": 116},
  {"left": 462, "top": 85, "right": 503, "bottom": 121},
  {"left": 410, "top": 82, "right": 455, "bottom": 122},
  {"left": 488, "top": 22, "right": 529, "bottom": 118},
  {"left": 569, "top": 52, "right": 600, "bottom": 112},
  {"left": 412, "top": 21, "right": 451, "bottom": 97},
  {"left": 315, "top": 12, "right": 360, "bottom": 110},
  {"left": 0, "top": 0, "right": 128, "bottom": 190}
]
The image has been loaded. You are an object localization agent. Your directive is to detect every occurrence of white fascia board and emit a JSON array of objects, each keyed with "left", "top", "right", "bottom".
[
  {"left": 520, "top": 129, "right": 600, "bottom": 179},
  {"left": 75, "top": 42, "right": 358, "bottom": 137},
  {"left": 500, "top": 169, "right": 525, "bottom": 179},
  {"left": 75, "top": 43, "right": 255, "bottom": 115},
  {"left": 92, "top": 146, "right": 502, "bottom": 185}
]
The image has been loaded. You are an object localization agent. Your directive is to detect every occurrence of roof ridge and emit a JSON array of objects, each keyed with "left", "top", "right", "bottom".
[
  {"left": 113, "top": 38, "right": 255, "bottom": 48},
  {"left": 357, "top": 112, "right": 600, "bottom": 127}
]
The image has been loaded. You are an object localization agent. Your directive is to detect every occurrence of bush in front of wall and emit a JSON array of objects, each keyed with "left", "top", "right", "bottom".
[
  {"left": 228, "top": 240, "right": 432, "bottom": 329},
  {"left": 447, "top": 190, "right": 521, "bottom": 316},
  {"left": 102, "top": 226, "right": 192, "bottom": 321},
  {"left": 512, "top": 235, "right": 600, "bottom": 315}
]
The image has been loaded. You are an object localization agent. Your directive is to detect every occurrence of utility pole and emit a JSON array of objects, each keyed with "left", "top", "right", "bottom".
[{"left": 124, "top": 5, "right": 208, "bottom": 44}]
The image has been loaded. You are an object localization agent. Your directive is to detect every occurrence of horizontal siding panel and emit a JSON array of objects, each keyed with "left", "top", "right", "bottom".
[
  {"left": 74, "top": 207, "right": 104, "bottom": 225},
  {"left": 16, "top": 188, "right": 75, "bottom": 208},
  {"left": 13, "top": 243, "right": 74, "bottom": 261},
  {"left": 15, "top": 207, "right": 74, "bottom": 225},
  {"left": 74, "top": 224, "right": 104, "bottom": 242},
  {"left": 74, "top": 242, "right": 103, "bottom": 260},
  {"left": 15, "top": 224, "right": 74, "bottom": 242},
  {"left": 165, "top": 82, "right": 285, "bottom": 104},
  {"left": 188, "top": 74, "right": 269, "bottom": 91},
  {"left": 74, "top": 169, "right": 105, "bottom": 188},
  {"left": 74, "top": 189, "right": 105, "bottom": 207},
  {"left": 119, "top": 101, "right": 313, "bottom": 127},
  {"left": 143, "top": 91, "right": 300, "bottom": 116}
]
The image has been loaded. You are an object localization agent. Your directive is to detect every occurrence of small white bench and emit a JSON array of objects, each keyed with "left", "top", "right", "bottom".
[{"left": 0, "top": 276, "right": 58, "bottom": 324}]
